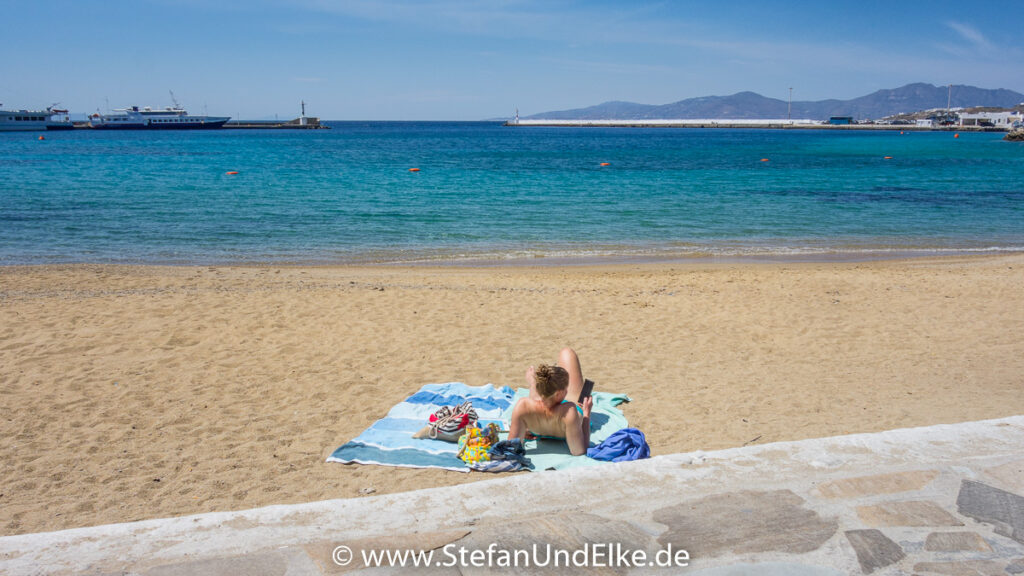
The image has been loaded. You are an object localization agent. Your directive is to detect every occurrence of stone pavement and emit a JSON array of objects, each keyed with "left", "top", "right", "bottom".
[{"left": 2, "top": 416, "right": 1023, "bottom": 575}]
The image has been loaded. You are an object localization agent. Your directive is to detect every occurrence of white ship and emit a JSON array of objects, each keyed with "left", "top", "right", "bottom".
[
  {"left": 0, "top": 104, "right": 73, "bottom": 131},
  {"left": 89, "top": 105, "right": 229, "bottom": 130}
]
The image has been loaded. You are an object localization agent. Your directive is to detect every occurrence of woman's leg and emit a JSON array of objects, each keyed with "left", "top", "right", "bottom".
[{"left": 558, "top": 347, "right": 585, "bottom": 404}]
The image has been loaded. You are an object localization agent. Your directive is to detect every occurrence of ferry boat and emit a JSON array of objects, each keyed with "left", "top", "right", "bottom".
[
  {"left": 0, "top": 104, "right": 73, "bottom": 131},
  {"left": 89, "top": 105, "right": 230, "bottom": 129}
]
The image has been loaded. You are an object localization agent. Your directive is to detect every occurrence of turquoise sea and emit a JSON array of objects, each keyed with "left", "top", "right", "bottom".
[{"left": 1, "top": 122, "right": 1022, "bottom": 265}]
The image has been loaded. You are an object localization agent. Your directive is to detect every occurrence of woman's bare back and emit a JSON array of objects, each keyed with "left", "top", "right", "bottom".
[{"left": 517, "top": 398, "right": 578, "bottom": 439}]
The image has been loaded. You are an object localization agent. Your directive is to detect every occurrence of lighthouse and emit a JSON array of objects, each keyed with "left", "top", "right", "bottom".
[{"left": 299, "top": 100, "right": 307, "bottom": 127}]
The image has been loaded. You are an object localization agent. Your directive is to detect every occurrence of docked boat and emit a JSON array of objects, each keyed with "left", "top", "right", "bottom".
[
  {"left": 45, "top": 107, "right": 73, "bottom": 130},
  {"left": 89, "top": 105, "right": 230, "bottom": 129},
  {"left": 0, "top": 104, "right": 73, "bottom": 131}
]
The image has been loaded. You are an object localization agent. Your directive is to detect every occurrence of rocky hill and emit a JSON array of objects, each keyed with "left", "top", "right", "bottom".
[{"left": 526, "top": 83, "right": 1024, "bottom": 121}]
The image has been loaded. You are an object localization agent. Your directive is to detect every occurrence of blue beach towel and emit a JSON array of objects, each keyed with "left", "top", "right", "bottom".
[
  {"left": 326, "top": 383, "right": 515, "bottom": 473},
  {"left": 327, "top": 383, "right": 631, "bottom": 473}
]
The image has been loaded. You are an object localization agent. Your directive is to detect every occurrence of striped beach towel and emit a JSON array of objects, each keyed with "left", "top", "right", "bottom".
[
  {"left": 326, "top": 383, "right": 516, "bottom": 472},
  {"left": 326, "top": 382, "right": 631, "bottom": 473}
]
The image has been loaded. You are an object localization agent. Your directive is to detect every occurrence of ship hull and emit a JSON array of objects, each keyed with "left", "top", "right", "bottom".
[
  {"left": 89, "top": 120, "right": 229, "bottom": 130},
  {"left": 0, "top": 124, "right": 46, "bottom": 131}
]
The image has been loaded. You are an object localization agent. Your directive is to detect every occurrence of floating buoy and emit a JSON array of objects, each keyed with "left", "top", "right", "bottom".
[
  {"left": 38, "top": 136, "right": 45, "bottom": 141},
  {"left": 883, "top": 156, "right": 893, "bottom": 159},
  {"left": 600, "top": 162, "right": 610, "bottom": 166},
  {"left": 225, "top": 171, "right": 238, "bottom": 175},
  {"left": 954, "top": 133, "right": 960, "bottom": 138},
  {"left": 900, "top": 131, "right": 904, "bottom": 135},
  {"left": 760, "top": 158, "right": 769, "bottom": 162},
  {"left": 408, "top": 168, "right": 420, "bottom": 172}
]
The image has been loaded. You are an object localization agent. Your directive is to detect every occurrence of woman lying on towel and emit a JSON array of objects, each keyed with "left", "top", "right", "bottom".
[{"left": 508, "top": 347, "right": 594, "bottom": 456}]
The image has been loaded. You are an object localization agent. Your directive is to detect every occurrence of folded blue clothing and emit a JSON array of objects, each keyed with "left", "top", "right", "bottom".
[
  {"left": 586, "top": 427, "right": 650, "bottom": 462},
  {"left": 489, "top": 439, "right": 531, "bottom": 468},
  {"left": 469, "top": 460, "right": 526, "bottom": 473}
]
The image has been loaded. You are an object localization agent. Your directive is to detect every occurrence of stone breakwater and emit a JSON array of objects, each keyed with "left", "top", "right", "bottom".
[
  {"left": 1005, "top": 128, "right": 1024, "bottom": 141},
  {"left": 507, "top": 118, "right": 1009, "bottom": 131}
]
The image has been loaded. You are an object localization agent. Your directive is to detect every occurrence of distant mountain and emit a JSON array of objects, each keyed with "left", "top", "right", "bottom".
[{"left": 525, "top": 83, "right": 1024, "bottom": 121}]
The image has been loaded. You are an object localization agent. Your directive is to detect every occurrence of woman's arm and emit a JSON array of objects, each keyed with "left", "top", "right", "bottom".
[
  {"left": 565, "top": 396, "right": 593, "bottom": 456},
  {"left": 508, "top": 398, "right": 528, "bottom": 441}
]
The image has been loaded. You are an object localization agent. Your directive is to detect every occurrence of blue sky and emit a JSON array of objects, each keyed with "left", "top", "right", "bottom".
[{"left": 2, "top": 0, "right": 1022, "bottom": 120}]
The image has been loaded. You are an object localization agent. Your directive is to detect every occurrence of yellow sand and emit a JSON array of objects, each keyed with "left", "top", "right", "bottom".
[{"left": 2, "top": 255, "right": 1023, "bottom": 535}]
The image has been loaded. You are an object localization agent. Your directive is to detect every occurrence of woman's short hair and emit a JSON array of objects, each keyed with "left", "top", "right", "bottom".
[{"left": 534, "top": 364, "right": 570, "bottom": 398}]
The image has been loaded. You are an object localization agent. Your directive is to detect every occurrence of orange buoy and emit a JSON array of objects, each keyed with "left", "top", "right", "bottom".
[
  {"left": 600, "top": 162, "right": 610, "bottom": 166},
  {"left": 408, "top": 168, "right": 420, "bottom": 172},
  {"left": 760, "top": 158, "right": 769, "bottom": 162},
  {"left": 900, "top": 131, "right": 904, "bottom": 135},
  {"left": 954, "top": 133, "right": 959, "bottom": 138},
  {"left": 226, "top": 171, "right": 238, "bottom": 175},
  {"left": 883, "top": 156, "right": 893, "bottom": 159},
  {"left": 38, "top": 136, "right": 45, "bottom": 141}
]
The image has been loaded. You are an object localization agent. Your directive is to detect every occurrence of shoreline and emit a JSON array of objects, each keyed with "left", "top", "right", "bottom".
[
  {"left": 385, "top": 246, "right": 1024, "bottom": 268},
  {"left": 3, "top": 253, "right": 1023, "bottom": 536},
  {"left": 4, "top": 245, "right": 1023, "bottom": 270}
]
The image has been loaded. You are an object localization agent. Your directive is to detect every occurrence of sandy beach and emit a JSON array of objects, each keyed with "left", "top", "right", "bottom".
[{"left": 2, "top": 254, "right": 1023, "bottom": 536}]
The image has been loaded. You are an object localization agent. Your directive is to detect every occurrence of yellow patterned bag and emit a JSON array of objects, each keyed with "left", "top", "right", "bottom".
[{"left": 457, "top": 423, "right": 500, "bottom": 464}]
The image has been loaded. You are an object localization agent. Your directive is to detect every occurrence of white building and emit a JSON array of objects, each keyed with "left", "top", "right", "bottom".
[{"left": 958, "top": 111, "right": 1023, "bottom": 128}]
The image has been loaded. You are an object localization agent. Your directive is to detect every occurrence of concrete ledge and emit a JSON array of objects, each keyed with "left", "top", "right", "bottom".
[{"left": 3, "top": 416, "right": 1024, "bottom": 575}]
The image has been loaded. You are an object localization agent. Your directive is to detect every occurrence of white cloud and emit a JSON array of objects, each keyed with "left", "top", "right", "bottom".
[{"left": 946, "top": 21, "right": 996, "bottom": 53}]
